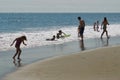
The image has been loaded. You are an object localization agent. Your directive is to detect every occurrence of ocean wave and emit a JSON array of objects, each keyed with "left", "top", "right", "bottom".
[{"left": 0, "top": 24, "right": 120, "bottom": 51}]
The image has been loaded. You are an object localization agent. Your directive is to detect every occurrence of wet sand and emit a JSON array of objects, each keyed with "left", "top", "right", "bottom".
[{"left": 3, "top": 45, "right": 120, "bottom": 80}]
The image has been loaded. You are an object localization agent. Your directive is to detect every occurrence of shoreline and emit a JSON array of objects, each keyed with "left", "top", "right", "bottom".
[
  {"left": 3, "top": 45, "right": 120, "bottom": 80},
  {"left": 1, "top": 36, "right": 120, "bottom": 79}
]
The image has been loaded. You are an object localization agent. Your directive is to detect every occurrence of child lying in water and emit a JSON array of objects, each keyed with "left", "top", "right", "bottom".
[{"left": 46, "top": 35, "right": 56, "bottom": 41}]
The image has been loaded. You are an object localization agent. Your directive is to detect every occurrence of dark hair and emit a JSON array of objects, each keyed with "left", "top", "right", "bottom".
[
  {"left": 104, "top": 17, "right": 107, "bottom": 21},
  {"left": 59, "top": 30, "right": 62, "bottom": 33},
  {"left": 21, "top": 36, "right": 27, "bottom": 40},
  {"left": 78, "top": 17, "right": 81, "bottom": 20}
]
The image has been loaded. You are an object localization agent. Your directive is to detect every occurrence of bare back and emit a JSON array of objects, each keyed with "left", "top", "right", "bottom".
[{"left": 15, "top": 38, "right": 23, "bottom": 48}]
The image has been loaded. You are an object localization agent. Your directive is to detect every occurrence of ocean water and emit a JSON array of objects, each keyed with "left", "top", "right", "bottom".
[{"left": 0, "top": 13, "right": 120, "bottom": 51}]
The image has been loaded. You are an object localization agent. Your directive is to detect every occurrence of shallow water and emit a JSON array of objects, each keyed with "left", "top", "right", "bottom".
[{"left": 1, "top": 36, "right": 120, "bottom": 79}]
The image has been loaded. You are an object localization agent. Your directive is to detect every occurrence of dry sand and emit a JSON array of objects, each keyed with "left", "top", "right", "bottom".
[{"left": 3, "top": 46, "right": 120, "bottom": 80}]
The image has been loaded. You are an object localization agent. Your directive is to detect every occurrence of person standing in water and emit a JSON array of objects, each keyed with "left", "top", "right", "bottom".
[
  {"left": 96, "top": 20, "right": 99, "bottom": 32},
  {"left": 93, "top": 22, "right": 96, "bottom": 31},
  {"left": 77, "top": 16, "right": 85, "bottom": 40},
  {"left": 10, "top": 35, "right": 27, "bottom": 60},
  {"left": 100, "top": 17, "right": 109, "bottom": 39}
]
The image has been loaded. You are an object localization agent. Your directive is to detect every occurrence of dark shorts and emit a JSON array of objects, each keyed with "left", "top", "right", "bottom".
[
  {"left": 103, "top": 26, "right": 107, "bottom": 31},
  {"left": 79, "top": 27, "right": 84, "bottom": 35}
]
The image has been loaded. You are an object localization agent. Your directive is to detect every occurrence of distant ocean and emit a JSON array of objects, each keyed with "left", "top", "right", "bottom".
[{"left": 0, "top": 13, "right": 120, "bottom": 51}]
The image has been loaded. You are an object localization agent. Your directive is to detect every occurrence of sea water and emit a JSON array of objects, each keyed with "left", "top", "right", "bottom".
[{"left": 0, "top": 13, "right": 120, "bottom": 51}]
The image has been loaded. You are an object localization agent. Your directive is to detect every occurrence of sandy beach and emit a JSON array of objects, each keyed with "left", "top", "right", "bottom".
[
  {"left": 3, "top": 45, "right": 120, "bottom": 80},
  {"left": 1, "top": 13, "right": 120, "bottom": 80}
]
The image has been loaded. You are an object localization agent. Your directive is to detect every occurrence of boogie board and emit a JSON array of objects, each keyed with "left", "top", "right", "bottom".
[{"left": 64, "top": 34, "right": 71, "bottom": 37}]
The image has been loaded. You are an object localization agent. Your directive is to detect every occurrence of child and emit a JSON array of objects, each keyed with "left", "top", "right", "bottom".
[
  {"left": 46, "top": 35, "right": 56, "bottom": 41},
  {"left": 101, "top": 17, "right": 109, "bottom": 39},
  {"left": 10, "top": 35, "right": 27, "bottom": 60},
  {"left": 96, "top": 21, "right": 99, "bottom": 32},
  {"left": 56, "top": 30, "right": 66, "bottom": 39},
  {"left": 93, "top": 22, "right": 96, "bottom": 31}
]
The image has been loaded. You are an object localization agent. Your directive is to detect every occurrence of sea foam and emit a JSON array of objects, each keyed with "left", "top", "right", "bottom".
[{"left": 0, "top": 24, "right": 120, "bottom": 51}]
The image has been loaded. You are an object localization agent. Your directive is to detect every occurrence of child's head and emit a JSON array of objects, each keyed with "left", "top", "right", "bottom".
[
  {"left": 59, "top": 30, "right": 62, "bottom": 33},
  {"left": 21, "top": 36, "right": 27, "bottom": 41},
  {"left": 104, "top": 17, "right": 107, "bottom": 21},
  {"left": 78, "top": 17, "right": 81, "bottom": 20}
]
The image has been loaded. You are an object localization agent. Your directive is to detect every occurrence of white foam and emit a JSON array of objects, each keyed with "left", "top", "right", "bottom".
[{"left": 0, "top": 24, "right": 120, "bottom": 51}]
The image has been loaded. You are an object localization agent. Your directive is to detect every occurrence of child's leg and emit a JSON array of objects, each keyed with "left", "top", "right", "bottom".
[
  {"left": 106, "top": 31, "right": 109, "bottom": 38},
  {"left": 81, "top": 34, "right": 83, "bottom": 40},
  {"left": 101, "top": 31, "right": 105, "bottom": 38},
  {"left": 13, "top": 48, "right": 19, "bottom": 59},
  {"left": 17, "top": 48, "right": 22, "bottom": 59}
]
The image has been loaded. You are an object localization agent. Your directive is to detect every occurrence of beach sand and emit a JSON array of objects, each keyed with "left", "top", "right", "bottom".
[{"left": 3, "top": 45, "right": 120, "bottom": 80}]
